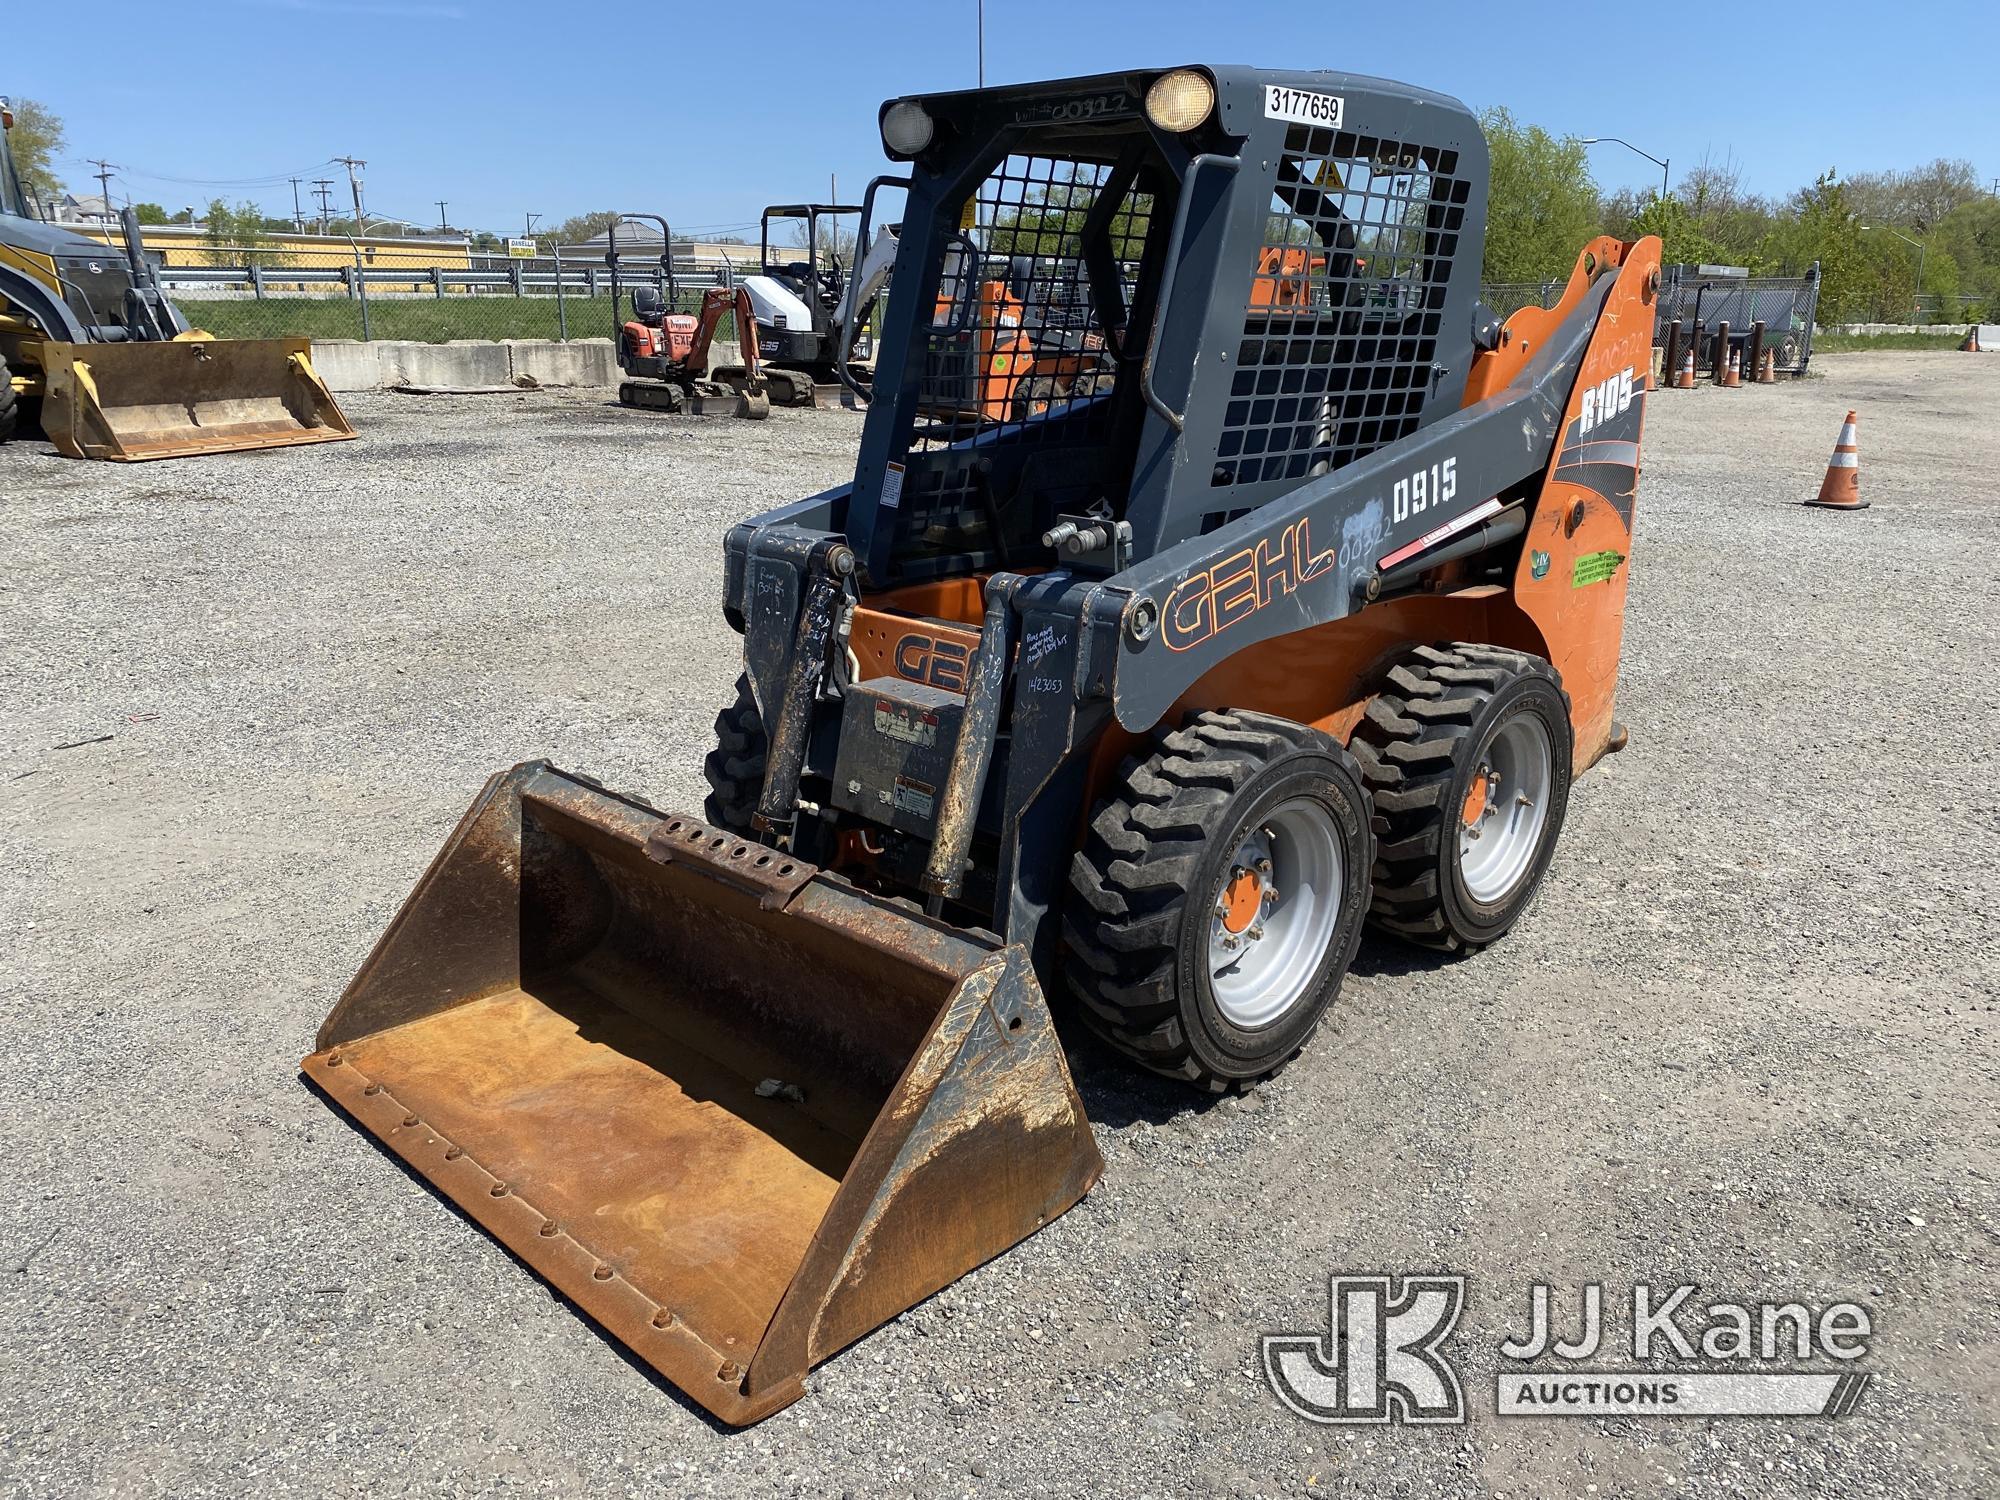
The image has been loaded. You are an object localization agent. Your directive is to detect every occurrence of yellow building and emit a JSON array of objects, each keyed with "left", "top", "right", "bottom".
[{"left": 70, "top": 223, "right": 474, "bottom": 271}]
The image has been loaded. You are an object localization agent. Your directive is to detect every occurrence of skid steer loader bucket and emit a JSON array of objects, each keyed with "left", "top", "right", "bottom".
[
  {"left": 39, "top": 336, "right": 355, "bottom": 461},
  {"left": 303, "top": 762, "right": 1101, "bottom": 1424}
]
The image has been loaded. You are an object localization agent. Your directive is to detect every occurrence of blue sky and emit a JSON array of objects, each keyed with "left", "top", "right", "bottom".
[{"left": 16, "top": 0, "right": 1998, "bottom": 235}]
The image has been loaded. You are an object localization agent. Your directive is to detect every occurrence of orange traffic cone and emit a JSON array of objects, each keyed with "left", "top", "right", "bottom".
[
  {"left": 1724, "top": 346, "right": 1742, "bottom": 388},
  {"left": 1962, "top": 325, "right": 1982, "bottom": 353},
  {"left": 1805, "top": 411, "right": 1867, "bottom": 510},
  {"left": 1757, "top": 348, "right": 1777, "bottom": 383},
  {"left": 1674, "top": 348, "right": 1696, "bottom": 389}
]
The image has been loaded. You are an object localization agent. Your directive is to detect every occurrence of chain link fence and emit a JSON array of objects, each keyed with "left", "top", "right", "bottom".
[{"left": 159, "top": 245, "right": 744, "bottom": 344}]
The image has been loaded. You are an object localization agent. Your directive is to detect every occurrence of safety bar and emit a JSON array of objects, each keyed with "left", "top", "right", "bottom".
[{"left": 836, "top": 175, "right": 911, "bottom": 406}]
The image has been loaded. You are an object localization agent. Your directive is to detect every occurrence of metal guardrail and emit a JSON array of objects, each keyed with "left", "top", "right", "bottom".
[
  {"left": 155, "top": 252, "right": 740, "bottom": 343},
  {"left": 161, "top": 257, "right": 728, "bottom": 297}
]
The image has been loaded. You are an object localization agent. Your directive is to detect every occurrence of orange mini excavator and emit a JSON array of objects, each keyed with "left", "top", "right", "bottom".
[{"left": 610, "top": 214, "right": 771, "bottom": 418}]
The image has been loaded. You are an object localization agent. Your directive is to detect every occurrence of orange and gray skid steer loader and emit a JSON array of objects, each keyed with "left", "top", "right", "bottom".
[{"left": 307, "top": 66, "right": 1659, "bottom": 1424}]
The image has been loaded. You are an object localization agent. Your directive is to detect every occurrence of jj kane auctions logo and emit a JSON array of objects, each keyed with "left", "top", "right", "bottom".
[{"left": 1264, "top": 1276, "right": 1873, "bottom": 1424}]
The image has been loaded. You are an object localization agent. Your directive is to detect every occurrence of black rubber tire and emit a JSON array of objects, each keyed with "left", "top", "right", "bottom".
[
  {"left": 702, "top": 674, "right": 768, "bottom": 833},
  {"left": 1011, "top": 374, "right": 1061, "bottom": 421},
  {"left": 0, "top": 356, "right": 18, "bottom": 445},
  {"left": 1063, "top": 709, "right": 1373, "bottom": 1092},
  {"left": 1348, "top": 643, "right": 1574, "bottom": 953}
]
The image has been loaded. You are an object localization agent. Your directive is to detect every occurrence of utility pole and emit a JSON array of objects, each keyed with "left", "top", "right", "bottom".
[
  {"left": 88, "top": 158, "right": 117, "bottom": 215},
  {"left": 976, "top": 0, "right": 985, "bottom": 86},
  {"left": 436, "top": 199, "right": 449, "bottom": 232},
  {"left": 335, "top": 156, "right": 367, "bottom": 233},
  {"left": 289, "top": 177, "right": 306, "bottom": 232},
  {"left": 312, "top": 179, "right": 335, "bottom": 234},
  {"left": 524, "top": 212, "right": 541, "bottom": 241}
]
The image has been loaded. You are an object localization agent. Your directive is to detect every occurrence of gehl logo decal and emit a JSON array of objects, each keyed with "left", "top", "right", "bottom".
[
  {"left": 894, "top": 632, "right": 972, "bottom": 693},
  {"left": 1163, "top": 517, "right": 1336, "bottom": 653}
]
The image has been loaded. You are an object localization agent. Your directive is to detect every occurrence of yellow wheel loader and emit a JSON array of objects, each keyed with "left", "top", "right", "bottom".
[
  {"left": 306, "top": 66, "right": 1659, "bottom": 1423},
  {"left": 0, "top": 99, "right": 352, "bottom": 460}
]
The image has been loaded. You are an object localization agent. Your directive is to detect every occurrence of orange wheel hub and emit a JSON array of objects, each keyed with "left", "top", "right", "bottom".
[
  {"left": 1460, "top": 772, "right": 1491, "bottom": 829},
  {"left": 1220, "top": 867, "right": 1263, "bottom": 934}
]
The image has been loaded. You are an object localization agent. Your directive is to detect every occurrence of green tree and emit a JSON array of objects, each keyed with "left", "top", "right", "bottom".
[
  {"left": 1845, "top": 158, "right": 1981, "bottom": 231},
  {"left": 4, "top": 97, "right": 65, "bottom": 197},
  {"left": 978, "top": 168, "right": 1149, "bottom": 263},
  {"left": 201, "top": 197, "right": 292, "bottom": 267},
  {"left": 1479, "top": 107, "right": 1601, "bottom": 282},
  {"left": 554, "top": 209, "right": 623, "bottom": 244},
  {"left": 1628, "top": 194, "right": 1720, "bottom": 267},
  {"left": 133, "top": 202, "right": 170, "bottom": 225},
  {"left": 1762, "top": 172, "right": 1864, "bottom": 321}
]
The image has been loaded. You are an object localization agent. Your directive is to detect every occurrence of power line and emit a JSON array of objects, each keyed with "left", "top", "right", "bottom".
[{"left": 71, "top": 157, "right": 339, "bottom": 189}]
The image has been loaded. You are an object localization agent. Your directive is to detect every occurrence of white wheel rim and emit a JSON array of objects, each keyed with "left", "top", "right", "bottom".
[
  {"left": 1204, "top": 797, "right": 1343, "bottom": 1029},
  {"left": 1457, "top": 713, "right": 1554, "bottom": 905}
]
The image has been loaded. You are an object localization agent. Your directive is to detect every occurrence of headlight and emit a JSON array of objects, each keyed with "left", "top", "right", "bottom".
[
  {"left": 1144, "top": 69, "right": 1215, "bottom": 133},
  {"left": 881, "top": 101, "right": 935, "bottom": 156}
]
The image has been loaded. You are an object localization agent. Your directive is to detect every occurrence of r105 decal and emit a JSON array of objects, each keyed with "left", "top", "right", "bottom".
[
  {"left": 1580, "top": 367, "right": 1635, "bottom": 434},
  {"left": 1392, "top": 457, "right": 1458, "bottom": 524}
]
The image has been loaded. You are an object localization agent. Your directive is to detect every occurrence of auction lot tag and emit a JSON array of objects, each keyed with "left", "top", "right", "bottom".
[{"left": 1264, "top": 85, "right": 1344, "bottom": 128}]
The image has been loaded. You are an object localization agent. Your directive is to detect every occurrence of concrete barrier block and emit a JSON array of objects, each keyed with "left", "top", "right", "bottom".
[
  {"left": 506, "top": 338, "right": 618, "bottom": 388},
  {"left": 310, "top": 340, "right": 384, "bottom": 393},
  {"left": 378, "top": 340, "right": 516, "bottom": 388},
  {"left": 309, "top": 337, "right": 625, "bottom": 390}
]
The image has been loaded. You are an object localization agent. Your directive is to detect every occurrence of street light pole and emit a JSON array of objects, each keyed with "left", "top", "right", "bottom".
[
  {"left": 1581, "top": 136, "right": 1670, "bottom": 202},
  {"left": 1860, "top": 224, "right": 1926, "bottom": 322}
]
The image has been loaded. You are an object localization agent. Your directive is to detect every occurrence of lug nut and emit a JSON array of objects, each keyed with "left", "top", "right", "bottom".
[
  {"left": 1255, "top": 857, "right": 1272, "bottom": 875},
  {"left": 1247, "top": 925, "right": 1264, "bottom": 941}
]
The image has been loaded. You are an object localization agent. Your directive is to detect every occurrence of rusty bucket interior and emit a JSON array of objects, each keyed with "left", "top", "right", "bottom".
[
  {"left": 304, "top": 762, "right": 1100, "bottom": 1425},
  {"left": 40, "top": 335, "right": 356, "bottom": 461}
]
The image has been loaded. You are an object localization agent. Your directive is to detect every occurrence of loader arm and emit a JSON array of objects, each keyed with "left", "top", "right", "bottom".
[
  {"left": 1107, "top": 244, "right": 1651, "bottom": 732},
  {"left": 685, "top": 285, "right": 759, "bottom": 380}
]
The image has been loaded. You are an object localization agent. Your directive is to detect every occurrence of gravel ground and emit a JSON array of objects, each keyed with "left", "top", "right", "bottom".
[{"left": 1, "top": 353, "right": 1995, "bottom": 1499}]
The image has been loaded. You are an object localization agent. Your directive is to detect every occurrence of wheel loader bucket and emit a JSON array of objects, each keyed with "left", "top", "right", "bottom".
[
  {"left": 303, "top": 762, "right": 1101, "bottom": 1425},
  {"left": 39, "top": 336, "right": 356, "bottom": 461}
]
